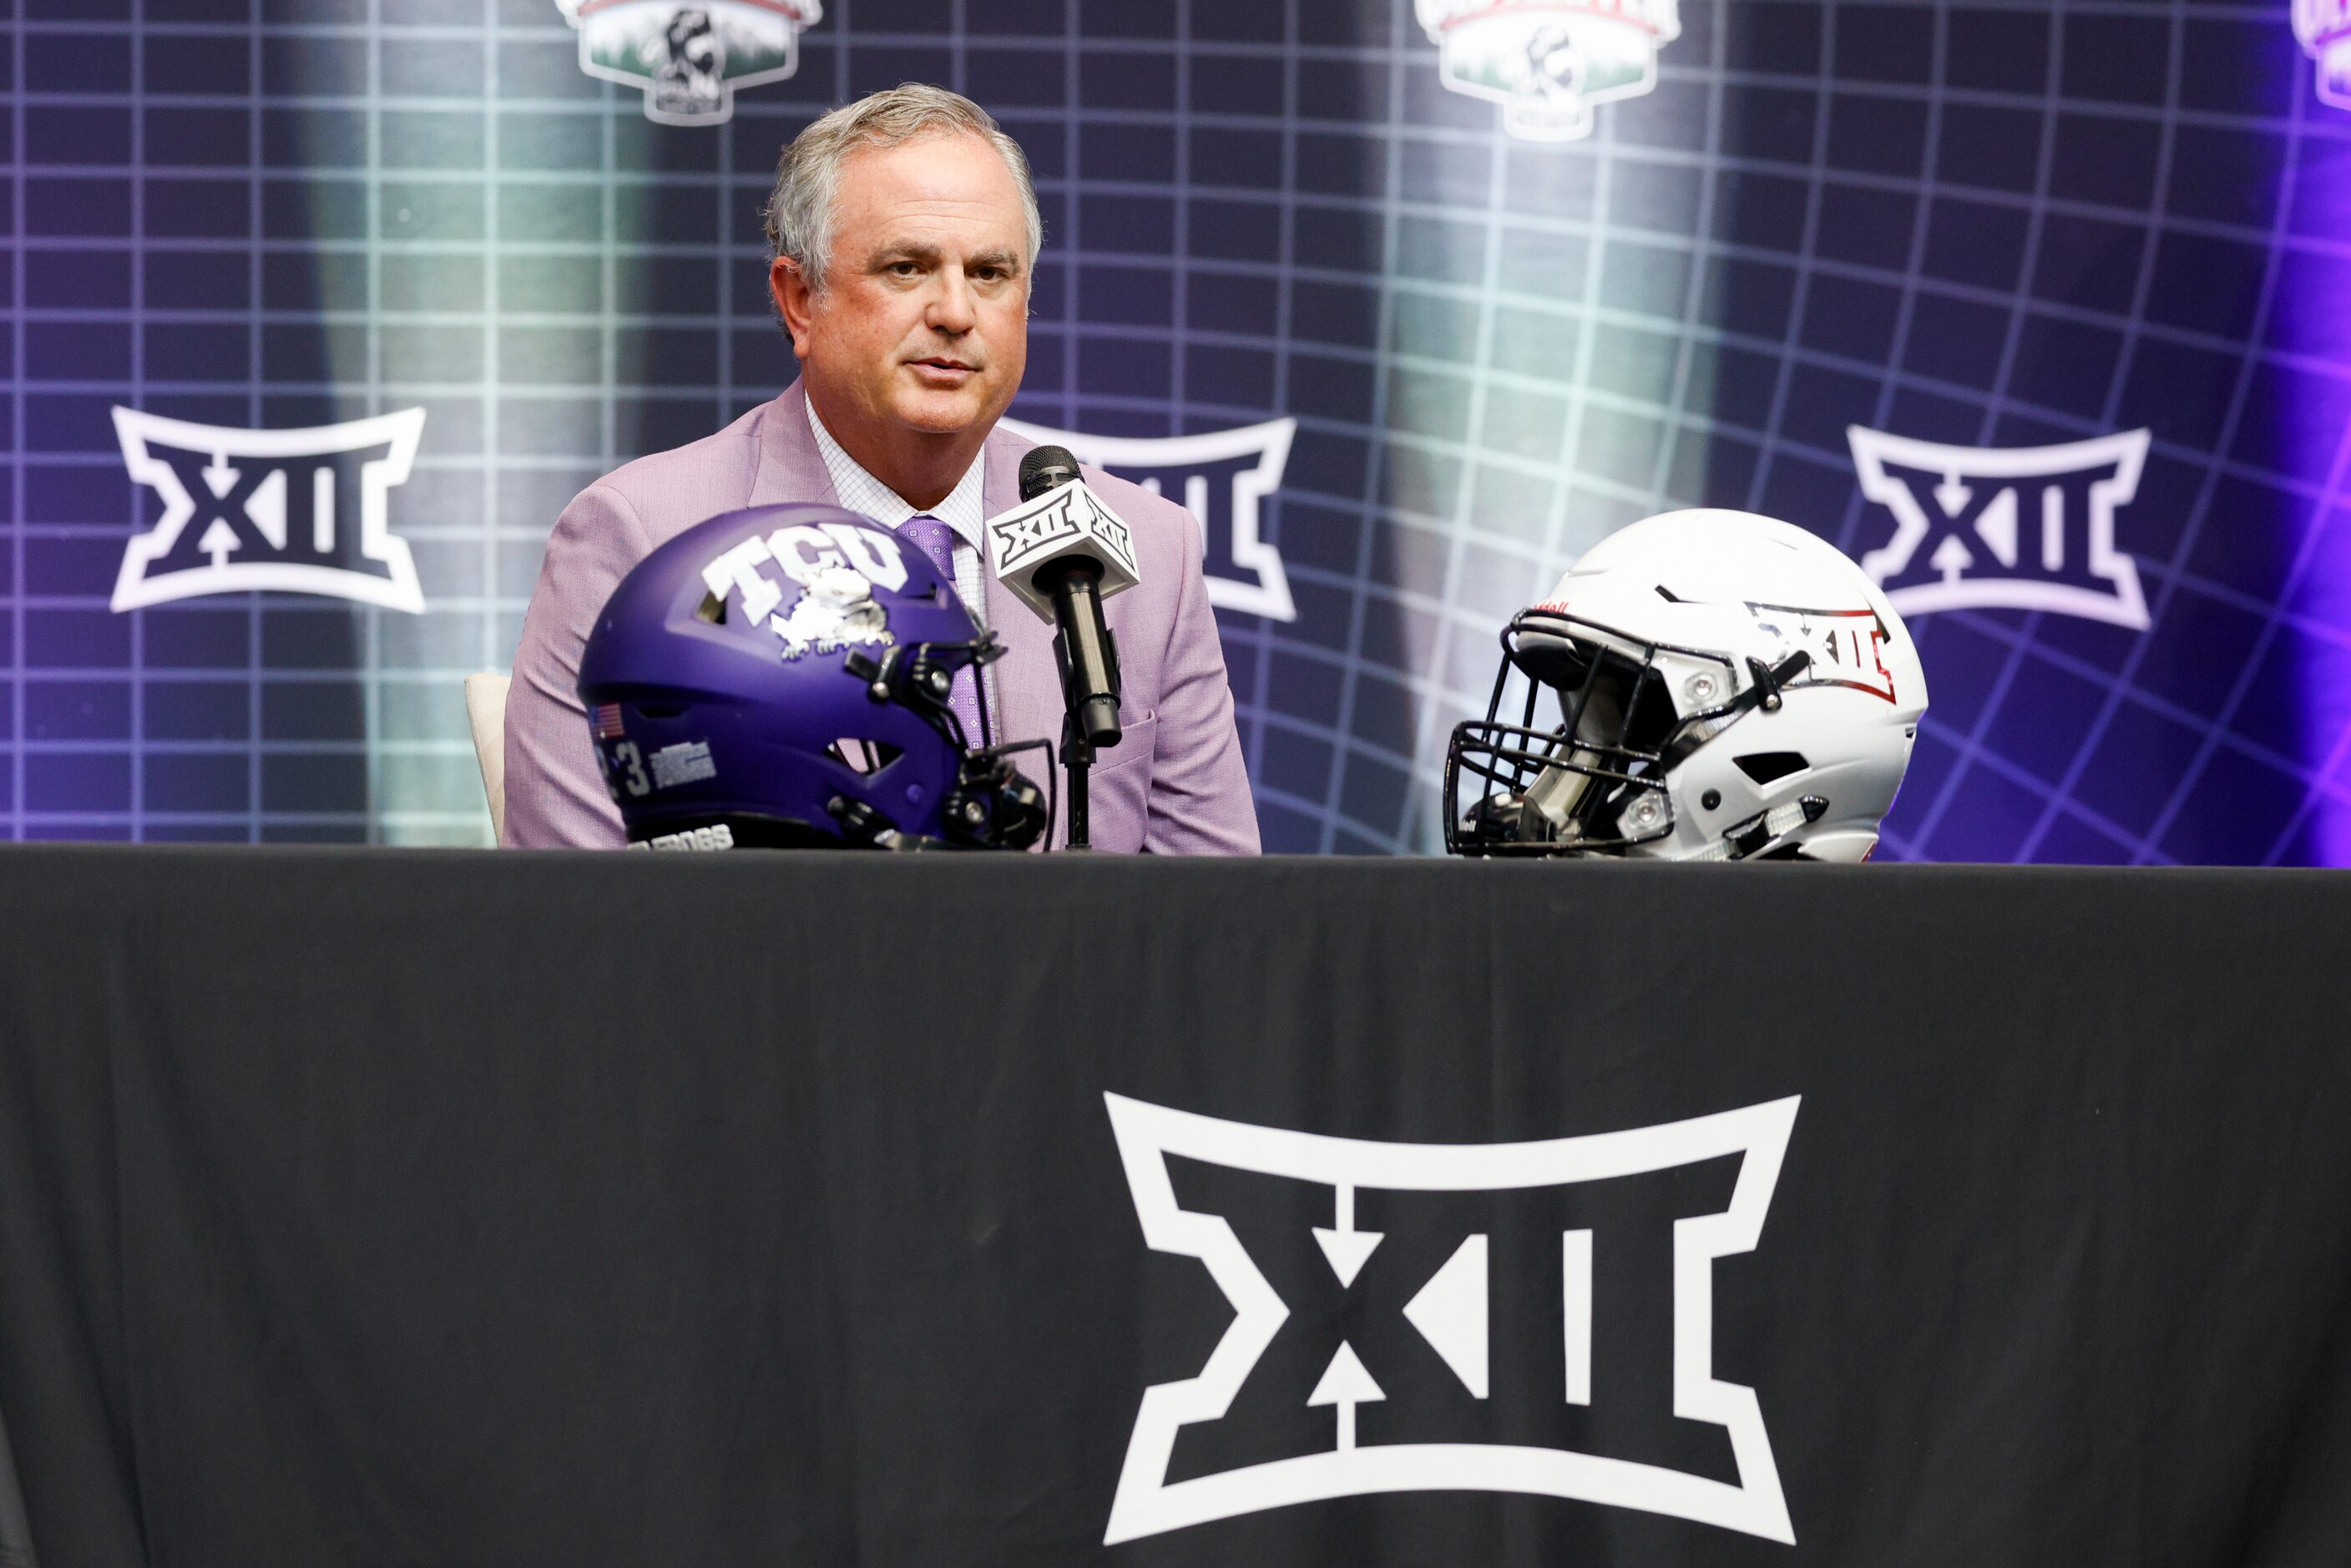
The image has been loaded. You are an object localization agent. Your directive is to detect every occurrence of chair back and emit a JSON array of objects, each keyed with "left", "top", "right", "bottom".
[{"left": 463, "top": 673, "right": 512, "bottom": 843}]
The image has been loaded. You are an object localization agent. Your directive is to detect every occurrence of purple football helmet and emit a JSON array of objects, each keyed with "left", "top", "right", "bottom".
[{"left": 577, "top": 503, "right": 1048, "bottom": 851}]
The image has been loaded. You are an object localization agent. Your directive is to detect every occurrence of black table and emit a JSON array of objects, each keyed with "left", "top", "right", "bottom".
[{"left": 0, "top": 847, "right": 2343, "bottom": 1565}]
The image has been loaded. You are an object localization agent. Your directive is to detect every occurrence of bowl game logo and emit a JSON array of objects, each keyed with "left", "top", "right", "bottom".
[
  {"left": 110, "top": 407, "right": 427, "bottom": 614},
  {"left": 554, "top": 0, "right": 819, "bottom": 127},
  {"left": 1413, "top": 0, "right": 1681, "bottom": 142},
  {"left": 1101, "top": 1092, "right": 1799, "bottom": 1545},
  {"left": 2298, "top": 0, "right": 2351, "bottom": 107}
]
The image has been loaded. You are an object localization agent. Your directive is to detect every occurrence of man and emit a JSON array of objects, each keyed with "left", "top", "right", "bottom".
[{"left": 503, "top": 85, "right": 1258, "bottom": 853}]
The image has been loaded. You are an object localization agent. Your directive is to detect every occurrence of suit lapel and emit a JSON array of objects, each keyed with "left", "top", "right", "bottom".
[{"left": 746, "top": 381, "right": 841, "bottom": 508}]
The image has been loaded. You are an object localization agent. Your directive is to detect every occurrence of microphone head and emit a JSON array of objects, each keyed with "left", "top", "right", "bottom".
[
  {"left": 1019, "top": 444, "right": 1083, "bottom": 502},
  {"left": 983, "top": 474, "right": 1142, "bottom": 624}
]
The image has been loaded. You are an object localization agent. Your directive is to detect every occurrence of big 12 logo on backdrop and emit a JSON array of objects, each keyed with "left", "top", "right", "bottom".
[
  {"left": 999, "top": 417, "right": 1298, "bottom": 623},
  {"left": 1846, "top": 425, "right": 2152, "bottom": 630},
  {"left": 1101, "top": 1092, "right": 1799, "bottom": 1545},
  {"left": 111, "top": 407, "right": 429, "bottom": 614}
]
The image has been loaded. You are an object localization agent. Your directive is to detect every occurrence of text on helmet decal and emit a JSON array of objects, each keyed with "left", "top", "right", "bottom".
[
  {"left": 699, "top": 522, "right": 908, "bottom": 661},
  {"left": 1745, "top": 603, "right": 1898, "bottom": 704},
  {"left": 627, "top": 822, "right": 737, "bottom": 852},
  {"left": 649, "top": 740, "right": 716, "bottom": 789},
  {"left": 596, "top": 736, "right": 717, "bottom": 802}
]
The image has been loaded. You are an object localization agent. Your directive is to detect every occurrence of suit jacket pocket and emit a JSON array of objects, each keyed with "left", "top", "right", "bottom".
[
  {"left": 1088, "top": 712, "right": 1157, "bottom": 776},
  {"left": 1066, "top": 712, "right": 1157, "bottom": 852}
]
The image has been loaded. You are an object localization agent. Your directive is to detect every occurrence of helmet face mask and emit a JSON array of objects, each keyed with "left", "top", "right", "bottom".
[
  {"left": 1445, "top": 509, "right": 1929, "bottom": 864},
  {"left": 579, "top": 503, "right": 1050, "bottom": 852},
  {"left": 1447, "top": 611, "right": 1702, "bottom": 854}
]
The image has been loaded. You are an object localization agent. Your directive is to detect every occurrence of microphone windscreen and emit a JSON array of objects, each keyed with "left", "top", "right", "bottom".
[
  {"left": 984, "top": 475, "right": 1141, "bottom": 622},
  {"left": 1019, "top": 444, "right": 1083, "bottom": 502}
]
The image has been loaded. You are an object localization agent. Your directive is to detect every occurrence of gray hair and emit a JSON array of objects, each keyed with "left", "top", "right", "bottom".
[{"left": 764, "top": 83, "right": 1042, "bottom": 294}]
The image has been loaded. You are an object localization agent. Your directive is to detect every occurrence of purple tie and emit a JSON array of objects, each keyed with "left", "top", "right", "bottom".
[{"left": 894, "top": 515, "right": 988, "bottom": 746}]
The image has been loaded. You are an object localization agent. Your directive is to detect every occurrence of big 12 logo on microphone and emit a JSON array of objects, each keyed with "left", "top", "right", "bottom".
[
  {"left": 999, "top": 417, "right": 1297, "bottom": 623},
  {"left": 1101, "top": 1092, "right": 1799, "bottom": 1545}
]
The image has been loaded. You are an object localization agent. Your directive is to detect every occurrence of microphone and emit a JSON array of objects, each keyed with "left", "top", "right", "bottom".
[{"left": 985, "top": 444, "right": 1141, "bottom": 751}]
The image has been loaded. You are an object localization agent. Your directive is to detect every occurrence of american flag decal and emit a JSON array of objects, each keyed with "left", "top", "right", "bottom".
[{"left": 594, "top": 702, "right": 626, "bottom": 740}]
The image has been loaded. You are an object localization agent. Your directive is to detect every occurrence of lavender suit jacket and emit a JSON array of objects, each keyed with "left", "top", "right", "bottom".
[{"left": 503, "top": 383, "right": 1261, "bottom": 854}]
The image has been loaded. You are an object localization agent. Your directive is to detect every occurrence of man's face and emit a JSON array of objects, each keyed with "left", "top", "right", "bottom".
[{"left": 774, "top": 132, "right": 1030, "bottom": 447}]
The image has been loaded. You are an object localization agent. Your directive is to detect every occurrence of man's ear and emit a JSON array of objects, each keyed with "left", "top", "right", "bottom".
[{"left": 771, "top": 256, "right": 816, "bottom": 357}]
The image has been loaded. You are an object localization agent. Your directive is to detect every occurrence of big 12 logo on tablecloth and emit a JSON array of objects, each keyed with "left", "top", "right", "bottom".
[{"left": 1101, "top": 1092, "right": 1800, "bottom": 1545}]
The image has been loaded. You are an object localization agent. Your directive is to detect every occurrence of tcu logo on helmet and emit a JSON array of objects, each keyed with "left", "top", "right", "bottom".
[
  {"left": 1102, "top": 1092, "right": 1799, "bottom": 1545},
  {"left": 111, "top": 407, "right": 427, "bottom": 614},
  {"left": 700, "top": 521, "right": 909, "bottom": 660},
  {"left": 1846, "top": 426, "right": 2151, "bottom": 630},
  {"left": 999, "top": 417, "right": 1298, "bottom": 622}
]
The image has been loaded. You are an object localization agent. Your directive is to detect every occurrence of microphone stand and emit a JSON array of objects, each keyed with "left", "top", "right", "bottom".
[
  {"left": 1039, "top": 556, "right": 1121, "bottom": 852},
  {"left": 1063, "top": 713, "right": 1093, "bottom": 851}
]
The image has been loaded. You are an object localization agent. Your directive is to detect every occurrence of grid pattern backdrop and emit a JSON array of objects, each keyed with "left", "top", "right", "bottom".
[{"left": 3, "top": 0, "right": 2348, "bottom": 860}]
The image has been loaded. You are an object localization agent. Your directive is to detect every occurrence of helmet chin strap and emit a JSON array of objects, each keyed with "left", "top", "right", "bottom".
[
  {"left": 1683, "top": 795, "right": 1828, "bottom": 862},
  {"left": 846, "top": 633, "right": 1008, "bottom": 753},
  {"left": 837, "top": 635, "right": 1050, "bottom": 852},
  {"left": 948, "top": 736, "right": 1052, "bottom": 851}
]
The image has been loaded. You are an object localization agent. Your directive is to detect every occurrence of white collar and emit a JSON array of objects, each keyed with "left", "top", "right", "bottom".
[{"left": 804, "top": 397, "right": 986, "bottom": 549}]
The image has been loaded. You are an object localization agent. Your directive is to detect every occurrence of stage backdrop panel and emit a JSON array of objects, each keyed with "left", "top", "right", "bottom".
[
  {"left": 0, "top": 849, "right": 2347, "bottom": 1565},
  {"left": 3, "top": 2, "right": 2349, "bottom": 862}
]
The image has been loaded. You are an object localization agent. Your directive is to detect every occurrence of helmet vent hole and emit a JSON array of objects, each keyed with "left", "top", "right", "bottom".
[
  {"left": 1734, "top": 751, "right": 1809, "bottom": 786},
  {"left": 637, "top": 703, "right": 685, "bottom": 720},
  {"left": 826, "top": 739, "right": 903, "bottom": 776},
  {"left": 695, "top": 591, "right": 727, "bottom": 625}
]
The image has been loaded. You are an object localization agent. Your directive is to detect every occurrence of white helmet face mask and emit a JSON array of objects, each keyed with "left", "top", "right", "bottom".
[{"left": 1444, "top": 509, "right": 1930, "bottom": 863}]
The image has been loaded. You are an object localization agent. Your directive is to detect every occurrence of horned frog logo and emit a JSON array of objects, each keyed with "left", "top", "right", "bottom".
[
  {"left": 554, "top": 0, "right": 820, "bottom": 127},
  {"left": 1413, "top": 0, "right": 1681, "bottom": 142},
  {"left": 699, "top": 519, "right": 910, "bottom": 659},
  {"left": 771, "top": 564, "right": 892, "bottom": 660}
]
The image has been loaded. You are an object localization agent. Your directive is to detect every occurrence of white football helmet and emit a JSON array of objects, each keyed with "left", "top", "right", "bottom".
[{"left": 1444, "top": 508, "right": 1929, "bottom": 862}]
